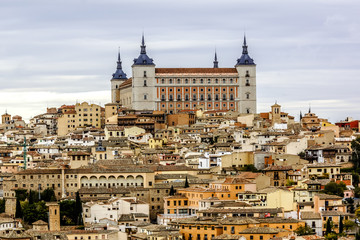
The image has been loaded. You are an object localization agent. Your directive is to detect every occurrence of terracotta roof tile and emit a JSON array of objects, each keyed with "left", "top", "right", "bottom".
[{"left": 155, "top": 68, "right": 238, "bottom": 74}]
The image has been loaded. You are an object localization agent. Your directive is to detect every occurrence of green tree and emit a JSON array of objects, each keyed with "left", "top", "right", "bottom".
[
  {"left": 298, "top": 151, "right": 305, "bottom": 159},
  {"left": 323, "top": 182, "right": 346, "bottom": 197},
  {"left": 15, "top": 199, "right": 23, "bottom": 219},
  {"left": 325, "top": 218, "right": 333, "bottom": 235},
  {"left": 184, "top": 176, "right": 190, "bottom": 188},
  {"left": 351, "top": 137, "right": 360, "bottom": 169},
  {"left": 41, "top": 188, "right": 56, "bottom": 202},
  {"left": 0, "top": 199, "right": 5, "bottom": 213},
  {"left": 15, "top": 189, "right": 28, "bottom": 201},
  {"left": 343, "top": 220, "right": 356, "bottom": 232},
  {"left": 339, "top": 216, "right": 343, "bottom": 234},
  {"left": 325, "top": 232, "right": 337, "bottom": 240},
  {"left": 22, "top": 201, "right": 48, "bottom": 224},
  {"left": 294, "top": 224, "right": 313, "bottom": 235},
  {"left": 169, "top": 185, "right": 176, "bottom": 196},
  {"left": 60, "top": 200, "right": 76, "bottom": 225},
  {"left": 75, "top": 192, "right": 83, "bottom": 225}
]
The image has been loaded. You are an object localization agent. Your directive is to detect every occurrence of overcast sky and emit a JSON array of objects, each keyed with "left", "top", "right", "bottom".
[{"left": 0, "top": 0, "right": 359, "bottom": 122}]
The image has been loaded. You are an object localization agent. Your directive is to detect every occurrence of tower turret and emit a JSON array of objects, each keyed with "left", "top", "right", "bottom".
[
  {"left": 132, "top": 34, "right": 156, "bottom": 110},
  {"left": 111, "top": 48, "right": 128, "bottom": 103},
  {"left": 235, "top": 35, "right": 257, "bottom": 114}
]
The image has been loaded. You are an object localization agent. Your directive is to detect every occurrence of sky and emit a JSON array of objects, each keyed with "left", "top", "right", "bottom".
[{"left": 0, "top": 0, "right": 359, "bottom": 123}]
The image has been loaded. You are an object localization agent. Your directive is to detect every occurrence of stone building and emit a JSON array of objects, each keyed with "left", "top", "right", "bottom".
[{"left": 111, "top": 35, "right": 257, "bottom": 114}]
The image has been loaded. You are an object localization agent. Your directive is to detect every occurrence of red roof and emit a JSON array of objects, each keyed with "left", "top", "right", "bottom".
[{"left": 155, "top": 68, "right": 237, "bottom": 74}]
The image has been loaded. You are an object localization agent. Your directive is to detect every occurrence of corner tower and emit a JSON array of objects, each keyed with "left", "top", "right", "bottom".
[
  {"left": 132, "top": 34, "right": 156, "bottom": 110},
  {"left": 111, "top": 49, "right": 128, "bottom": 103},
  {"left": 235, "top": 35, "right": 257, "bottom": 114}
]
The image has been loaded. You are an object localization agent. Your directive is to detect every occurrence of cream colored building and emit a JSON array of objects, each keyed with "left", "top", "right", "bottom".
[{"left": 57, "top": 102, "right": 103, "bottom": 136}]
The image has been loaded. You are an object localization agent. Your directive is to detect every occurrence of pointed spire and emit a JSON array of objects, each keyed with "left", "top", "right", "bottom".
[
  {"left": 116, "top": 47, "right": 122, "bottom": 69},
  {"left": 242, "top": 34, "right": 248, "bottom": 55},
  {"left": 236, "top": 34, "right": 254, "bottom": 66},
  {"left": 112, "top": 48, "right": 127, "bottom": 79},
  {"left": 140, "top": 33, "right": 146, "bottom": 54},
  {"left": 213, "top": 49, "right": 218, "bottom": 68}
]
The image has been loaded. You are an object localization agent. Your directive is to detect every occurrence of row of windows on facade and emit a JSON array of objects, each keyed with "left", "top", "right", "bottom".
[
  {"left": 159, "top": 78, "right": 237, "bottom": 84},
  {"left": 161, "top": 103, "right": 235, "bottom": 109},
  {"left": 160, "top": 87, "right": 236, "bottom": 93},
  {"left": 155, "top": 93, "right": 251, "bottom": 101},
  {"left": 139, "top": 79, "right": 251, "bottom": 86}
]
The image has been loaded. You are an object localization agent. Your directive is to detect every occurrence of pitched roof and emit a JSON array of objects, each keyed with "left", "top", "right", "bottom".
[{"left": 155, "top": 68, "right": 237, "bottom": 74}]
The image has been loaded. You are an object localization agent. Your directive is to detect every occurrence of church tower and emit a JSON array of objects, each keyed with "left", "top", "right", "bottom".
[
  {"left": 235, "top": 35, "right": 257, "bottom": 114},
  {"left": 132, "top": 34, "right": 156, "bottom": 110},
  {"left": 111, "top": 49, "right": 128, "bottom": 103}
]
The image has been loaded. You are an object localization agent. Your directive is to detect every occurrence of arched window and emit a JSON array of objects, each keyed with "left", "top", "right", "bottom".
[
  {"left": 215, "top": 94, "right": 219, "bottom": 100},
  {"left": 143, "top": 80, "right": 147, "bottom": 86},
  {"left": 207, "top": 94, "right": 211, "bottom": 101},
  {"left": 169, "top": 94, "right": 173, "bottom": 101},
  {"left": 193, "top": 94, "right": 197, "bottom": 101},
  {"left": 230, "top": 94, "right": 234, "bottom": 100},
  {"left": 185, "top": 94, "right": 189, "bottom": 101},
  {"left": 169, "top": 79, "right": 173, "bottom": 84},
  {"left": 246, "top": 79, "right": 250, "bottom": 86},
  {"left": 200, "top": 79, "right": 204, "bottom": 84},
  {"left": 161, "top": 79, "right": 165, "bottom": 84},
  {"left": 222, "top": 94, "right": 226, "bottom": 100},
  {"left": 230, "top": 79, "right": 233, "bottom": 84},
  {"left": 177, "top": 79, "right": 181, "bottom": 84},
  {"left": 246, "top": 93, "right": 250, "bottom": 99},
  {"left": 193, "top": 79, "right": 196, "bottom": 84},
  {"left": 185, "top": 79, "right": 189, "bottom": 84}
]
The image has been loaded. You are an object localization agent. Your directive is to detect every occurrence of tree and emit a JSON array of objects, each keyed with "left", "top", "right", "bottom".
[
  {"left": 325, "top": 218, "right": 333, "bottom": 235},
  {"left": 169, "top": 185, "right": 176, "bottom": 196},
  {"left": 325, "top": 232, "right": 337, "bottom": 240},
  {"left": 22, "top": 201, "right": 48, "bottom": 224},
  {"left": 0, "top": 199, "right": 5, "bottom": 213},
  {"left": 75, "top": 192, "right": 83, "bottom": 225},
  {"left": 298, "top": 151, "right": 305, "bottom": 159},
  {"left": 41, "top": 188, "right": 56, "bottom": 202},
  {"left": 343, "top": 220, "right": 356, "bottom": 232},
  {"left": 184, "top": 176, "right": 190, "bottom": 188},
  {"left": 339, "top": 216, "right": 343, "bottom": 234},
  {"left": 15, "top": 199, "right": 23, "bottom": 219},
  {"left": 323, "top": 182, "right": 346, "bottom": 197},
  {"left": 294, "top": 224, "right": 313, "bottom": 235},
  {"left": 60, "top": 200, "right": 76, "bottom": 225}
]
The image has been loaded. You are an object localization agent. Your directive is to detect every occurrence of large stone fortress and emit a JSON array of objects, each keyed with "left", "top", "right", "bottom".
[{"left": 111, "top": 35, "right": 256, "bottom": 114}]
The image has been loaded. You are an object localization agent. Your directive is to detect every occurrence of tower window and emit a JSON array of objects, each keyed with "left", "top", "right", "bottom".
[
  {"left": 246, "top": 71, "right": 250, "bottom": 77},
  {"left": 246, "top": 93, "right": 250, "bottom": 99},
  {"left": 193, "top": 88, "right": 196, "bottom": 92},
  {"left": 144, "top": 94, "right": 147, "bottom": 100},
  {"left": 116, "top": 85, "right": 118, "bottom": 89},
  {"left": 177, "top": 94, "right": 181, "bottom": 101},
  {"left": 230, "top": 94, "right": 234, "bottom": 100},
  {"left": 222, "top": 94, "right": 227, "bottom": 100},
  {"left": 223, "top": 79, "right": 226, "bottom": 83},
  {"left": 143, "top": 80, "right": 147, "bottom": 86},
  {"left": 208, "top": 79, "right": 211, "bottom": 84},
  {"left": 246, "top": 79, "right": 250, "bottom": 86},
  {"left": 144, "top": 71, "right": 147, "bottom": 77},
  {"left": 247, "top": 108, "right": 250, "bottom": 114}
]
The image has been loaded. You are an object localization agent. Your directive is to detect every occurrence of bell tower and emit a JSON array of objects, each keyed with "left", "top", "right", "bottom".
[{"left": 235, "top": 35, "right": 257, "bottom": 114}]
